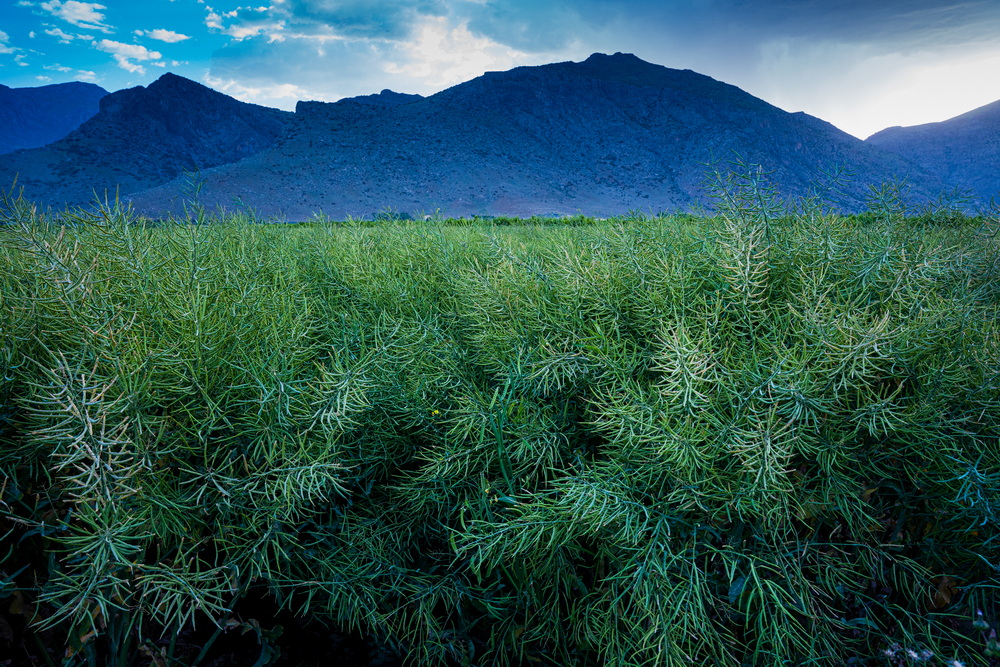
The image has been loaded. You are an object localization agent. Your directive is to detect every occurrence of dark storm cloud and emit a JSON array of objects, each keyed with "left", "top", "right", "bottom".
[
  {"left": 215, "top": 0, "right": 1000, "bottom": 56},
  {"left": 282, "top": 0, "right": 448, "bottom": 39},
  {"left": 454, "top": 0, "right": 1000, "bottom": 53},
  {"left": 718, "top": 0, "right": 1000, "bottom": 45},
  {"left": 456, "top": 3, "right": 585, "bottom": 52}
]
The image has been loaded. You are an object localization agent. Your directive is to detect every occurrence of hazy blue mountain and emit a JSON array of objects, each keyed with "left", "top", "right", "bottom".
[
  {"left": 130, "top": 53, "right": 942, "bottom": 219},
  {"left": 0, "top": 81, "right": 107, "bottom": 155},
  {"left": 866, "top": 100, "right": 1000, "bottom": 205},
  {"left": 4, "top": 55, "right": 950, "bottom": 217},
  {"left": 0, "top": 73, "right": 292, "bottom": 208}
]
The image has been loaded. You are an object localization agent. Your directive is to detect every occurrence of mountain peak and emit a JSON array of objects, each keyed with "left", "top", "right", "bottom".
[
  {"left": 146, "top": 72, "right": 217, "bottom": 96},
  {"left": 127, "top": 52, "right": 942, "bottom": 219},
  {"left": 155, "top": 71, "right": 187, "bottom": 83},
  {"left": 344, "top": 89, "right": 423, "bottom": 107},
  {"left": 0, "top": 80, "right": 107, "bottom": 154},
  {"left": 584, "top": 51, "right": 644, "bottom": 64},
  {"left": 864, "top": 96, "right": 1000, "bottom": 201},
  {"left": 0, "top": 70, "right": 292, "bottom": 207},
  {"left": 537, "top": 51, "right": 730, "bottom": 97},
  {"left": 3, "top": 53, "right": 971, "bottom": 218},
  {"left": 295, "top": 89, "right": 423, "bottom": 116},
  {"left": 99, "top": 72, "right": 290, "bottom": 120}
]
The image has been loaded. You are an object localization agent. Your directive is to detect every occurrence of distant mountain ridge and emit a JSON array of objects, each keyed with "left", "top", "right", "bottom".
[
  {"left": 0, "top": 81, "right": 107, "bottom": 154},
  {"left": 3, "top": 53, "right": 993, "bottom": 218},
  {"left": 129, "top": 53, "right": 945, "bottom": 219},
  {"left": 866, "top": 99, "right": 1000, "bottom": 205},
  {"left": 0, "top": 73, "right": 292, "bottom": 208}
]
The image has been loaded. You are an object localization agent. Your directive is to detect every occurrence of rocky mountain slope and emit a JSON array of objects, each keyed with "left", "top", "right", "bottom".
[
  {"left": 866, "top": 100, "right": 1000, "bottom": 205},
  {"left": 0, "top": 81, "right": 107, "bottom": 155},
  {"left": 130, "top": 53, "right": 941, "bottom": 219},
  {"left": 0, "top": 73, "right": 292, "bottom": 208}
]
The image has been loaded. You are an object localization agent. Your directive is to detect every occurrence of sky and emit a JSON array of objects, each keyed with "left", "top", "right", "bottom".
[{"left": 2, "top": 0, "right": 1000, "bottom": 139}]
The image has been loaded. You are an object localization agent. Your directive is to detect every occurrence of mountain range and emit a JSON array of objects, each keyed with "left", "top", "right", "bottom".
[
  {"left": 0, "top": 73, "right": 291, "bottom": 209},
  {"left": 0, "top": 81, "right": 107, "bottom": 155},
  {"left": 867, "top": 99, "right": 1000, "bottom": 207},
  {"left": 0, "top": 53, "right": 996, "bottom": 218}
]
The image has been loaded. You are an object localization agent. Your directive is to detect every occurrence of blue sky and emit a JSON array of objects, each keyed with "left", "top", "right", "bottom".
[{"left": 2, "top": 0, "right": 999, "bottom": 138}]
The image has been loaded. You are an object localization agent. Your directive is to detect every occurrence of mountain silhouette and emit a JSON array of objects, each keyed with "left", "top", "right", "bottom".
[
  {"left": 3, "top": 54, "right": 949, "bottom": 217},
  {"left": 0, "top": 73, "right": 292, "bottom": 208},
  {"left": 0, "top": 81, "right": 107, "bottom": 155},
  {"left": 866, "top": 99, "right": 1000, "bottom": 205},
  {"left": 130, "top": 53, "right": 941, "bottom": 219}
]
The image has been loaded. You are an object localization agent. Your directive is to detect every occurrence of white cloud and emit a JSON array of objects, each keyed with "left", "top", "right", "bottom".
[
  {"left": 40, "top": 1, "right": 113, "bottom": 33},
  {"left": 137, "top": 28, "right": 192, "bottom": 43},
  {"left": 36, "top": 75, "right": 52, "bottom": 81},
  {"left": 76, "top": 69, "right": 97, "bottom": 81},
  {"left": 205, "top": 8, "right": 223, "bottom": 30},
  {"left": 204, "top": 73, "right": 309, "bottom": 106},
  {"left": 95, "top": 40, "right": 160, "bottom": 60},
  {"left": 0, "top": 30, "right": 16, "bottom": 54},
  {"left": 205, "top": 4, "right": 285, "bottom": 41},
  {"left": 29, "top": 31, "right": 36, "bottom": 38},
  {"left": 95, "top": 39, "right": 162, "bottom": 74},
  {"left": 202, "top": 8, "right": 563, "bottom": 114},
  {"left": 45, "top": 27, "right": 90, "bottom": 43},
  {"left": 15, "top": 54, "right": 29, "bottom": 66},
  {"left": 201, "top": 2, "right": 577, "bottom": 115},
  {"left": 384, "top": 17, "right": 534, "bottom": 88},
  {"left": 44, "top": 63, "right": 73, "bottom": 72},
  {"left": 113, "top": 59, "right": 143, "bottom": 73}
]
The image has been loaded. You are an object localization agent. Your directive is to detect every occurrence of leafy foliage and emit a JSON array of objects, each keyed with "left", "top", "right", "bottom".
[{"left": 1, "top": 175, "right": 999, "bottom": 666}]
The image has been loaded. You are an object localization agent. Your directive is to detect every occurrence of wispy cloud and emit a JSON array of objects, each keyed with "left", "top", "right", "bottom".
[
  {"left": 39, "top": 1, "right": 113, "bottom": 33},
  {"left": 45, "top": 27, "right": 94, "bottom": 43},
  {"left": 45, "top": 27, "right": 73, "bottom": 42},
  {"left": 204, "top": 73, "right": 308, "bottom": 103},
  {"left": 0, "top": 30, "right": 17, "bottom": 55},
  {"left": 202, "top": 2, "right": 558, "bottom": 111},
  {"left": 205, "top": 5, "right": 285, "bottom": 41},
  {"left": 385, "top": 17, "right": 530, "bottom": 88},
  {"left": 136, "top": 28, "right": 191, "bottom": 43},
  {"left": 95, "top": 39, "right": 162, "bottom": 74}
]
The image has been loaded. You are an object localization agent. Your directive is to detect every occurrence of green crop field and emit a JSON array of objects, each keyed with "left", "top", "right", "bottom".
[{"left": 1, "top": 172, "right": 999, "bottom": 666}]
